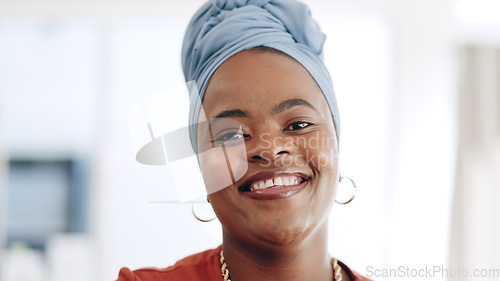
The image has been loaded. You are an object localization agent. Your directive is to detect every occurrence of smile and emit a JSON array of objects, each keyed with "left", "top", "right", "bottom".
[
  {"left": 239, "top": 171, "right": 311, "bottom": 200},
  {"left": 250, "top": 175, "right": 304, "bottom": 191}
]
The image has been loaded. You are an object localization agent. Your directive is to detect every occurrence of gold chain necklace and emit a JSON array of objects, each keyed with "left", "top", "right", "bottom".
[{"left": 220, "top": 250, "right": 343, "bottom": 281}]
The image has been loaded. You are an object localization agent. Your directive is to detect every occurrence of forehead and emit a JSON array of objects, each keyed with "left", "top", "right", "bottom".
[{"left": 202, "top": 50, "right": 331, "bottom": 118}]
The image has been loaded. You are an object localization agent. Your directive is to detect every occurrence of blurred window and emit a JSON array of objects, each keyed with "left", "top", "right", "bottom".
[{"left": 6, "top": 159, "right": 89, "bottom": 251}]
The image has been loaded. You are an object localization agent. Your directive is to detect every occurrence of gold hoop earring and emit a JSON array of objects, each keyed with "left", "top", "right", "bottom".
[
  {"left": 191, "top": 196, "right": 216, "bottom": 222},
  {"left": 335, "top": 176, "right": 357, "bottom": 205}
]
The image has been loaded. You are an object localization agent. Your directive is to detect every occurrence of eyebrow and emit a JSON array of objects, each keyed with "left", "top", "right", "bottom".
[
  {"left": 271, "top": 98, "right": 318, "bottom": 114},
  {"left": 213, "top": 109, "right": 249, "bottom": 120},
  {"left": 210, "top": 98, "right": 316, "bottom": 125},
  {"left": 210, "top": 109, "right": 249, "bottom": 127}
]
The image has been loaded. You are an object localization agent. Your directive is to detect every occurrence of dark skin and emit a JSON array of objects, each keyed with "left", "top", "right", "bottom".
[{"left": 197, "top": 49, "right": 351, "bottom": 281}]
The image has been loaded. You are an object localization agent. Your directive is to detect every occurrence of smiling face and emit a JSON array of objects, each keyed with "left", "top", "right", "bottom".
[{"left": 198, "top": 49, "right": 339, "bottom": 247}]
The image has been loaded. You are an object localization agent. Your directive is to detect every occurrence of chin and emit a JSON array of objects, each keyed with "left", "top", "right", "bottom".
[
  {"left": 253, "top": 216, "right": 313, "bottom": 246},
  {"left": 259, "top": 229, "right": 302, "bottom": 246}
]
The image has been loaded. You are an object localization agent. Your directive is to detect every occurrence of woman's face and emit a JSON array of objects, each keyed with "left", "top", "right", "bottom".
[{"left": 198, "top": 49, "right": 339, "bottom": 246}]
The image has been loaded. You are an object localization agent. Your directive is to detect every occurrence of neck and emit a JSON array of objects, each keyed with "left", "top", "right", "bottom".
[{"left": 221, "top": 222, "right": 333, "bottom": 281}]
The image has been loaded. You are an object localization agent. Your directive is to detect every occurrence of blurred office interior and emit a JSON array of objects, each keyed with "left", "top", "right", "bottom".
[{"left": 0, "top": 0, "right": 499, "bottom": 280}]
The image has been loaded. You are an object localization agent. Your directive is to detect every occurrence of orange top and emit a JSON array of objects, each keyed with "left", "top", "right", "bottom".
[{"left": 116, "top": 246, "right": 372, "bottom": 281}]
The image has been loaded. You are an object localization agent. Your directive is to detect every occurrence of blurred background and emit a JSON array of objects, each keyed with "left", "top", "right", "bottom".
[{"left": 0, "top": 0, "right": 499, "bottom": 280}]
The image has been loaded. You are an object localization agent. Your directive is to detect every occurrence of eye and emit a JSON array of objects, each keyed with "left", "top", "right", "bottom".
[
  {"left": 284, "top": 121, "right": 313, "bottom": 131},
  {"left": 213, "top": 130, "right": 248, "bottom": 144}
]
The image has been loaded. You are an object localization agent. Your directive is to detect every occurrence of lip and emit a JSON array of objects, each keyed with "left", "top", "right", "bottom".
[{"left": 238, "top": 169, "right": 311, "bottom": 200}]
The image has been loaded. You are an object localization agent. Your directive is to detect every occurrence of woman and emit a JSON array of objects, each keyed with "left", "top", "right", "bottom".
[{"left": 117, "top": 0, "right": 372, "bottom": 280}]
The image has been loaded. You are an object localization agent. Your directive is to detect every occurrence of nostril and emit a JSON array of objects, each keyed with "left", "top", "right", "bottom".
[
  {"left": 250, "top": 150, "right": 289, "bottom": 162},
  {"left": 251, "top": 155, "right": 266, "bottom": 161}
]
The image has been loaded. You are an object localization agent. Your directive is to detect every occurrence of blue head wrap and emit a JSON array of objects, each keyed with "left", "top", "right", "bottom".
[{"left": 182, "top": 0, "right": 340, "bottom": 149}]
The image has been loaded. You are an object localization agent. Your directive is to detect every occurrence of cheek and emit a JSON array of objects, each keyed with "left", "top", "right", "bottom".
[
  {"left": 199, "top": 153, "right": 232, "bottom": 195},
  {"left": 300, "top": 131, "right": 339, "bottom": 207},
  {"left": 300, "top": 131, "right": 338, "bottom": 173},
  {"left": 198, "top": 145, "right": 248, "bottom": 195}
]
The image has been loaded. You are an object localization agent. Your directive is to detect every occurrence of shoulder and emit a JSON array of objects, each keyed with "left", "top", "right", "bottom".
[
  {"left": 338, "top": 260, "right": 374, "bottom": 281},
  {"left": 350, "top": 270, "right": 374, "bottom": 281},
  {"left": 115, "top": 246, "right": 222, "bottom": 281}
]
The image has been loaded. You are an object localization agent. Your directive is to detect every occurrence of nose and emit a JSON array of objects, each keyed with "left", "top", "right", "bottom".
[{"left": 245, "top": 131, "right": 295, "bottom": 163}]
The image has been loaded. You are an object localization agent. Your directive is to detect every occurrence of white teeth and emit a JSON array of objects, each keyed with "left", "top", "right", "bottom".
[
  {"left": 265, "top": 179, "right": 273, "bottom": 188},
  {"left": 250, "top": 176, "right": 303, "bottom": 191},
  {"left": 259, "top": 181, "right": 265, "bottom": 189},
  {"left": 252, "top": 181, "right": 265, "bottom": 190},
  {"left": 282, "top": 178, "right": 290, "bottom": 186},
  {"left": 274, "top": 177, "right": 283, "bottom": 186}
]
